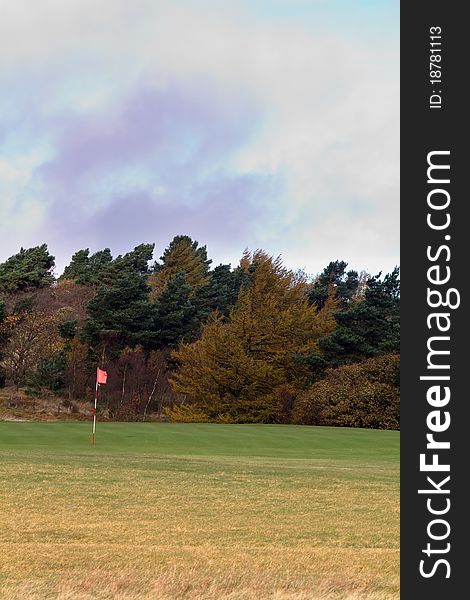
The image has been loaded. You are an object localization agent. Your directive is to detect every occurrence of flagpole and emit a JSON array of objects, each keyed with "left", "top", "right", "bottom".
[
  {"left": 92, "top": 380, "right": 99, "bottom": 445},
  {"left": 92, "top": 367, "right": 107, "bottom": 445}
]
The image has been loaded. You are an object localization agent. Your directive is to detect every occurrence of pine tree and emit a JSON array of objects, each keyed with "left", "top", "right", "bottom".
[
  {"left": 0, "top": 245, "right": 55, "bottom": 293},
  {"left": 61, "top": 248, "right": 113, "bottom": 285},
  {"left": 151, "top": 272, "right": 198, "bottom": 348},
  {"left": 319, "top": 267, "right": 400, "bottom": 365},
  {"left": 198, "top": 263, "right": 248, "bottom": 318},
  {"left": 308, "top": 260, "right": 359, "bottom": 309},
  {"left": 61, "top": 244, "right": 154, "bottom": 286},
  {"left": 82, "top": 270, "right": 154, "bottom": 356},
  {"left": 112, "top": 243, "right": 155, "bottom": 277}
]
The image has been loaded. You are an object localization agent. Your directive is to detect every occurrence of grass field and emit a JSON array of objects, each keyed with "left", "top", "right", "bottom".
[{"left": 0, "top": 423, "right": 399, "bottom": 600}]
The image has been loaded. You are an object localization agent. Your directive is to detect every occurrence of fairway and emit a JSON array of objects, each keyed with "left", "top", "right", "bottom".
[{"left": 0, "top": 423, "right": 399, "bottom": 599}]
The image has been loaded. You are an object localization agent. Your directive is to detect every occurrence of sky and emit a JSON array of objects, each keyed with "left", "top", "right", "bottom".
[{"left": 0, "top": 0, "right": 399, "bottom": 278}]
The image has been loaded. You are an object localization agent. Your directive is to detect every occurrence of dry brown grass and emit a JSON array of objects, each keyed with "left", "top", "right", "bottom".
[
  {"left": 1, "top": 567, "right": 398, "bottom": 600},
  {"left": 0, "top": 387, "right": 94, "bottom": 422}
]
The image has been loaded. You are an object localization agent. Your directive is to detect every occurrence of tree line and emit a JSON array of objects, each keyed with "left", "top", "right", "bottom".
[{"left": 0, "top": 237, "right": 400, "bottom": 428}]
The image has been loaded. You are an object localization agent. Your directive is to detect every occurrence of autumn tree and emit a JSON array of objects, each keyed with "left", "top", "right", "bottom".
[
  {"left": 149, "top": 235, "right": 211, "bottom": 298},
  {"left": 0, "top": 301, "right": 8, "bottom": 354},
  {"left": 0, "top": 302, "right": 8, "bottom": 386},
  {"left": 170, "top": 251, "right": 336, "bottom": 423},
  {"left": 1, "top": 302, "right": 64, "bottom": 389},
  {"left": 0, "top": 280, "right": 96, "bottom": 391},
  {"left": 38, "top": 278, "right": 94, "bottom": 325},
  {"left": 62, "top": 338, "right": 90, "bottom": 400},
  {"left": 104, "top": 347, "right": 176, "bottom": 419}
]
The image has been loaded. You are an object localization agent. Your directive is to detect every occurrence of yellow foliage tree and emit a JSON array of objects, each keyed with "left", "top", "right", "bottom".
[
  {"left": 170, "top": 251, "right": 336, "bottom": 422},
  {"left": 148, "top": 236, "right": 210, "bottom": 299}
]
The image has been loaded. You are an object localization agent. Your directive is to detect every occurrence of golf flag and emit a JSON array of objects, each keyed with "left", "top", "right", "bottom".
[
  {"left": 92, "top": 367, "right": 108, "bottom": 445},
  {"left": 96, "top": 368, "right": 108, "bottom": 385}
]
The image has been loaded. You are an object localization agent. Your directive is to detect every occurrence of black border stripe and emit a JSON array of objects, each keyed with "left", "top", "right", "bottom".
[{"left": 401, "top": 3, "right": 467, "bottom": 597}]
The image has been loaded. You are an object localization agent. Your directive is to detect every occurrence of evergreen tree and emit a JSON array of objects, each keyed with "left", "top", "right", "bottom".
[
  {"left": 87, "top": 248, "right": 114, "bottom": 279},
  {"left": 61, "top": 248, "right": 112, "bottom": 285},
  {"left": 319, "top": 267, "right": 400, "bottom": 365},
  {"left": 0, "top": 245, "right": 55, "bottom": 293},
  {"left": 61, "top": 249, "right": 91, "bottom": 283},
  {"left": 308, "top": 260, "right": 359, "bottom": 309},
  {"left": 151, "top": 272, "right": 198, "bottom": 348},
  {"left": 61, "top": 244, "right": 154, "bottom": 286},
  {"left": 112, "top": 243, "right": 155, "bottom": 277},
  {"left": 82, "top": 270, "right": 154, "bottom": 356},
  {"left": 200, "top": 263, "right": 248, "bottom": 318}
]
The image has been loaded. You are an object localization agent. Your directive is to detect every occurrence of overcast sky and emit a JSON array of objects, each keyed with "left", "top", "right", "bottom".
[{"left": 0, "top": 0, "right": 399, "bottom": 278}]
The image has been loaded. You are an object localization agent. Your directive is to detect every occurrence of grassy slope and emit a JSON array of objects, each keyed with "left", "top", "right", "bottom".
[{"left": 0, "top": 423, "right": 399, "bottom": 600}]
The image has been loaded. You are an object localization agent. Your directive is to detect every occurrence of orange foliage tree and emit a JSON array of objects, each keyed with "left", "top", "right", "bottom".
[
  {"left": 148, "top": 236, "right": 210, "bottom": 299},
  {"left": 170, "top": 251, "right": 336, "bottom": 422}
]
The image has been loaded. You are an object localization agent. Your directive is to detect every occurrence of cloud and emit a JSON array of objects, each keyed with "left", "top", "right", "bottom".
[
  {"left": 0, "top": 0, "right": 398, "bottom": 276},
  {"left": 29, "top": 81, "right": 277, "bottom": 270},
  {"left": 56, "top": 173, "right": 274, "bottom": 267}
]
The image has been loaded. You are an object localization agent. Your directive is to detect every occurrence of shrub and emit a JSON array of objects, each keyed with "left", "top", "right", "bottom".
[{"left": 292, "top": 354, "right": 399, "bottom": 430}]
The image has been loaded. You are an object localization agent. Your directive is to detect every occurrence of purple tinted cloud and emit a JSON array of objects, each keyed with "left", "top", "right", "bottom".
[
  {"left": 39, "top": 81, "right": 260, "bottom": 186},
  {"left": 47, "top": 174, "right": 276, "bottom": 269},
  {"left": 31, "top": 81, "right": 278, "bottom": 270}
]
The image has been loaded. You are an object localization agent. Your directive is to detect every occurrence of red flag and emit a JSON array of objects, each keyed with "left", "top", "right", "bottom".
[{"left": 96, "top": 368, "right": 108, "bottom": 385}]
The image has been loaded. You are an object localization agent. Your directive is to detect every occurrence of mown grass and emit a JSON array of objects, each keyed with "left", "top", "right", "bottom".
[{"left": 0, "top": 423, "right": 399, "bottom": 599}]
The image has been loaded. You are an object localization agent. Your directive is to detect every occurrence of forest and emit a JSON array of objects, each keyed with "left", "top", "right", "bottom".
[{"left": 0, "top": 237, "right": 400, "bottom": 428}]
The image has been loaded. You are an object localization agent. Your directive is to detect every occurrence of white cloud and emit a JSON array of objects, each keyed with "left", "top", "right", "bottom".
[{"left": 0, "top": 0, "right": 398, "bottom": 273}]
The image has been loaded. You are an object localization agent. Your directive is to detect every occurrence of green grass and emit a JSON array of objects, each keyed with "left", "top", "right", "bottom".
[{"left": 0, "top": 423, "right": 399, "bottom": 599}]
